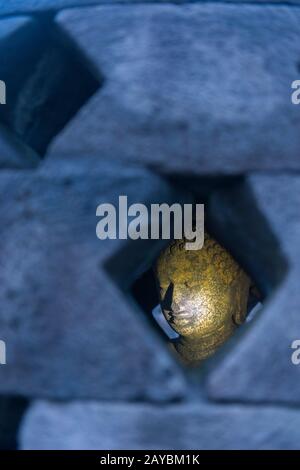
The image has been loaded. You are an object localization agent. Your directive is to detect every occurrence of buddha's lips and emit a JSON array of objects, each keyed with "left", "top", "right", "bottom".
[{"left": 164, "top": 308, "right": 194, "bottom": 325}]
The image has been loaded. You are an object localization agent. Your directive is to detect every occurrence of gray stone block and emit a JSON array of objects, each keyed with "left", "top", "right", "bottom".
[
  {"left": 0, "top": 159, "right": 189, "bottom": 401},
  {"left": 0, "top": 124, "right": 39, "bottom": 169},
  {"left": 1, "top": 1, "right": 299, "bottom": 16},
  {"left": 20, "top": 399, "right": 300, "bottom": 449},
  {"left": 206, "top": 174, "right": 300, "bottom": 404},
  {"left": 0, "top": 15, "right": 29, "bottom": 39},
  {"left": 0, "top": 1, "right": 98, "bottom": 15},
  {"left": 48, "top": 4, "right": 300, "bottom": 174}
]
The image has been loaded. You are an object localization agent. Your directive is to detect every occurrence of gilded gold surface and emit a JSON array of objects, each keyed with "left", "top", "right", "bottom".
[{"left": 155, "top": 232, "right": 251, "bottom": 363}]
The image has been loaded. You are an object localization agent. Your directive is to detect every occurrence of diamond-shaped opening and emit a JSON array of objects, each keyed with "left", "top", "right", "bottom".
[
  {"left": 0, "top": 13, "right": 102, "bottom": 160},
  {"left": 104, "top": 175, "right": 288, "bottom": 370}
]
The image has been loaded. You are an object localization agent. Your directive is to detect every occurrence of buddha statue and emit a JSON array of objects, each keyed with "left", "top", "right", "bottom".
[{"left": 155, "top": 232, "right": 252, "bottom": 363}]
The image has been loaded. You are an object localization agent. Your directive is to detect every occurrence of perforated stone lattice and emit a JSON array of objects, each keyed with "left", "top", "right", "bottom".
[{"left": 0, "top": 1, "right": 299, "bottom": 450}]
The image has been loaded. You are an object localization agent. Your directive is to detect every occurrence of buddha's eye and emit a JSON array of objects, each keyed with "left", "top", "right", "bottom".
[{"left": 153, "top": 231, "right": 260, "bottom": 364}]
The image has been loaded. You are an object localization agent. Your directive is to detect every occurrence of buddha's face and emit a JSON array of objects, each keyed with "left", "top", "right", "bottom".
[{"left": 155, "top": 232, "right": 251, "bottom": 363}]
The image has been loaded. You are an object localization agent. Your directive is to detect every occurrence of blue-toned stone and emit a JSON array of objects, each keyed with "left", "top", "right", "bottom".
[
  {"left": 20, "top": 400, "right": 300, "bottom": 450},
  {"left": 49, "top": 4, "right": 300, "bottom": 174},
  {"left": 206, "top": 174, "right": 300, "bottom": 404},
  {"left": 0, "top": 159, "right": 189, "bottom": 401}
]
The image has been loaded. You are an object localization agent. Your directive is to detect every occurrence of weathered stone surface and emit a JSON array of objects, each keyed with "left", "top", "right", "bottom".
[
  {"left": 0, "top": 15, "right": 29, "bottom": 39},
  {"left": 48, "top": 4, "right": 300, "bottom": 174},
  {"left": 0, "top": 125, "right": 39, "bottom": 169},
  {"left": 1, "top": 0, "right": 300, "bottom": 451},
  {"left": 0, "top": 1, "right": 97, "bottom": 15},
  {"left": 0, "top": 1, "right": 165, "bottom": 17},
  {"left": 206, "top": 174, "right": 300, "bottom": 404},
  {"left": 0, "top": 159, "right": 190, "bottom": 401},
  {"left": 20, "top": 400, "right": 300, "bottom": 449},
  {"left": 1, "top": 0, "right": 299, "bottom": 16}
]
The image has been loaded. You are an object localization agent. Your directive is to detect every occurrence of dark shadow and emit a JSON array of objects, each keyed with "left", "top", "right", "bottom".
[
  {"left": 0, "top": 395, "right": 29, "bottom": 450},
  {"left": 103, "top": 175, "right": 288, "bottom": 370},
  {"left": 0, "top": 13, "right": 102, "bottom": 157}
]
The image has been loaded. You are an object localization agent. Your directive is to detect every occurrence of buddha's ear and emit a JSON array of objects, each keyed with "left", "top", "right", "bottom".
[{"left": 231, "top": 275, "right": 252, "bottom": 326}]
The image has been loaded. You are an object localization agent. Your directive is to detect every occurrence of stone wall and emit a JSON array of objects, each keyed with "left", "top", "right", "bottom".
[{"left": 0, "top": 0, "right": 300, "bottom": 449}]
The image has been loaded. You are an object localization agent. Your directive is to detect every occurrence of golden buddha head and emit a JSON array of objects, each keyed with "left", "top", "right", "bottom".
[{"left": 155, "top": 232, "right": 252, "bottom": 363}]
